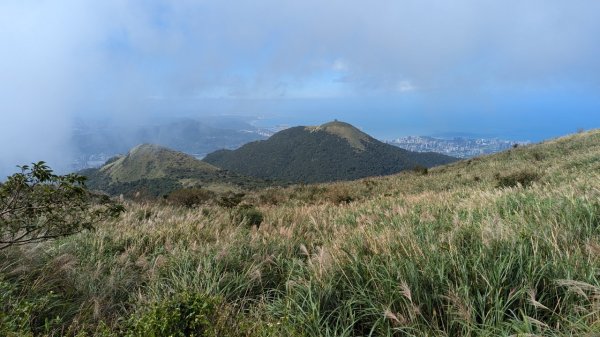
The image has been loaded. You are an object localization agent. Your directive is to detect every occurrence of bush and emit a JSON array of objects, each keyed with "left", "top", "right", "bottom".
[
  {"left": 125, "top": 293, "right": 221, "bottom": 337},
  {"left": 496, "top": 170, "right": 541, "bottom": 188},
  {"left": 290, "top": 185, "right": 327, "bottom": 203},
  {"left": 167, "top": 188, "right": 216, "bottom": 208},
  {"left": 258, "top": 188, "right": 286, "bottom": 205},
  {"left": 531, "top": 151, "right": 546, "bottom": 161},
  {"left": 0, "top": 162, "right": 124, "bottom": 250},
  {"left": 0, "top": 277, "right": 63, "bottom": 336},
  {"left": 234, "top": 205, "right": 264, "bottom": 228},
  {"left": 412, "top": 165, "right": 428, "bottom": 175},
  {"left": 217, "top": 192, "right": 245, "bottom": 209},
  {"left": 325, "top": 186, "right": 354, "bottom": 204}
]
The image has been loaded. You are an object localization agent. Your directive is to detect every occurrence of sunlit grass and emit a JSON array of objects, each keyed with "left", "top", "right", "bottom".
[{"left": 2, "top": 130, "right": 600, "bottom": 336}]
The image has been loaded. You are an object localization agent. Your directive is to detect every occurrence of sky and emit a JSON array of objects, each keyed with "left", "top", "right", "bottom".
[{"left": 1, "top": 0, "right": 600, "bottom": 175}]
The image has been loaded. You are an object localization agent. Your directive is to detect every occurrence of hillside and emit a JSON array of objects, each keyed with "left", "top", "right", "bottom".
[
  {"left": 204, "top": 120, "right": 458, "bottom": 183},
  {"left": 81, "top": 144, "right": 271, "bottom": 197},
  {"left": 2, "top": 130, "right": 600, "bottom": 336}
]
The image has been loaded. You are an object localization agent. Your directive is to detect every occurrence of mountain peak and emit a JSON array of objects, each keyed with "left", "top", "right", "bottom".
[
  {"left": 204, "top": 121, "right": 458, "bottom": 183},
  {"left": 100, "top": 143, "right": 217, "bottom": 183},
  {"left": 306, "top": 120, "right": 371, "bottom": 151},
  {"left": 129, "top": 143, "right": 169, "bottom": 155},
  {"left": 83, "top": 143, "right": 272, "bottom": 197}
]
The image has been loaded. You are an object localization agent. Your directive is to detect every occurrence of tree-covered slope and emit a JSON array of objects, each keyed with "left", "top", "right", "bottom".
[{"left": 203, "top": 120, "right": 458, "bottom": 183}]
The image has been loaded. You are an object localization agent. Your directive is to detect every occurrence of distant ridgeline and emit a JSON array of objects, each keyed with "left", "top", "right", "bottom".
[
  {"left": 203, "top": 121, "right": 458, "bottom": 184},
  {"left": 81, "top": 121, "right": 459, "bottom": 196},
  {"left": 70, "top": 118, "right": 269, "bottom": 171},
  {"left": 81, "top": 144, "right": 272, "bottom": 198}
]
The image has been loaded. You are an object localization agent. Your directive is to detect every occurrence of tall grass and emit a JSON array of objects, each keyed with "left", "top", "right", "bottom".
[{"left": 1, "top": 130, "right": 600, "bottom": 336}]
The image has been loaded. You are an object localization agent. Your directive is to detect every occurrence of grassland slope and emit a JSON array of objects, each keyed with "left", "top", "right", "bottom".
[
  {"left": 101, "top": 144, "right": 218, "bottom": 182},
  {"left": 2, "top": 129, "right": 600, "bottom": 336}
]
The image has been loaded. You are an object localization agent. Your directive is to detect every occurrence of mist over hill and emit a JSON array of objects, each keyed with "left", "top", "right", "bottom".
[{"left": 71, "top": 117, "right": 270, "bottom": 170}]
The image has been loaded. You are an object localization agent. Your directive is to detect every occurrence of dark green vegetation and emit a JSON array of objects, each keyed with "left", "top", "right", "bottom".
[
  {"left": 204, "top": 121, "right": 458, "bottom": 183},
  {"left": 0, "top": 162, "right": 123, "bottom": 250},
  {"left": 1, "top": 130, "right": 600, "bottom": 336},
  {"left": 83, "top": 121, "right": 455, "bottom": 198},
  {"left": 81, "top": 144, "right": 274, "bottom": 198}
]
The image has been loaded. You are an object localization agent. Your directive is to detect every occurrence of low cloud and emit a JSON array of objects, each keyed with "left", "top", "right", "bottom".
[{"left": 1, "top": 0, "right": 599, "bottom": 174}]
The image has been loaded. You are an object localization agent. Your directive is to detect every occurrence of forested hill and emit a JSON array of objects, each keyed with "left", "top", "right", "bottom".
[{"left": 203, "top": 120, "right": 458, "bottom": 183}]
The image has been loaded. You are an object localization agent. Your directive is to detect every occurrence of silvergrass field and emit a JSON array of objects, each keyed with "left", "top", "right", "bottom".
[{"left": 2, "top": 130, "right": 600, "bottom": 336}]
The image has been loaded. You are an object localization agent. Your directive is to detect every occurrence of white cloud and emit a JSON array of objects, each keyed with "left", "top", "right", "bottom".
[
  {"left": 332, "top": 59, "right": 349, "bottom": 72},
  {"left": 1, "top": 0, "right": 600, "bottom": 174},
  {"left": 397, "top": 80, "right": 416, "bottom": 93}
]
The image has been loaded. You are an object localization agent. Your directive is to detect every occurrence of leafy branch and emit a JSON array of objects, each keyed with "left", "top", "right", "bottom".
[{"left": 0, "top": 162, "right": 124, "bottom": 250}]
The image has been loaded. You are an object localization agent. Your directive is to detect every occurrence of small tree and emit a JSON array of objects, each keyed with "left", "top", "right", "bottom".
[
  {"left": 217, "top": 192, "right": 245, "bottom": 209},
  {"left": 0, "top": 162, "right": 124, "bottom": 249},
  {"left": 412, "top": 165, "right": 428, "bottom": 176}
]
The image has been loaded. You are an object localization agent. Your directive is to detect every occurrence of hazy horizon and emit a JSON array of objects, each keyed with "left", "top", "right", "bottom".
[{"left": 1, "top": 1, "right": 599, "bottom": 176}]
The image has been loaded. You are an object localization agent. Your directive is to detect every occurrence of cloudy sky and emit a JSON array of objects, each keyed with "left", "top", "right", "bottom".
[{"left": 1, "top": 0, "right": 600, "bottom": 174}]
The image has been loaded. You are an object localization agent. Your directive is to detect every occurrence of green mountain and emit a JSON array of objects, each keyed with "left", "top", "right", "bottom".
[
  {"left": 203, "top": 120, "right": 458, "bottom": 183},
  {"left": 81, "top": 144, "right": 269, "bottom": 197}
]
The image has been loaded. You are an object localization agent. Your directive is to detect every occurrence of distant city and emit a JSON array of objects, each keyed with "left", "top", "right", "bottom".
[
  {"left": 385, "top": 136, "right": 531, "bottom": 158},
  {"left": 72, "top": 135, "right": 531, "bottom": 172}
]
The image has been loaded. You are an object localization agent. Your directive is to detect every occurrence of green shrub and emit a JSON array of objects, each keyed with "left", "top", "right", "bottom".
[
  {"left": 234, "top": 205, "right": 264, "bottom": 228},
  {"left": 0, "top": 161, "right": 124, "bottom": 250},
  {"left": 496, "top": 170, "right": 541, "bottom": 188},
  {"left": 290, "top": 185, "right": 327, "bottom": 203},
  {"left": 125, "top": 293, "right": 220, "bottom": 337},
  {"left": 0, "top": 277, "right": 63, "bottom": 336},
  {"left": 531, "top": 151, "right": 546, "bottom": 161},
  {"left": 167, "top": 188, "right": 216, "bottom": 208},
  {"left": 412, "top": 165, "right": 428, "bottom": 175},
  {"left": 217, "top": 192, "right": 245, "bottom": 209}
]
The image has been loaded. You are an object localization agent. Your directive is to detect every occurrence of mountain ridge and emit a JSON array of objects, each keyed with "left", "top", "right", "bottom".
[
  {"left": 81, "top": 143, "right": 270, "bottom": 197},
  {"left": 99, "top": 144, "right": 219, "bottom": 183},
  {"left": 305, "top": 121, "right": 372, "bottom": 151},
  {"left": 203, "top": 120, "right": 458, "bottom": 183}
]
